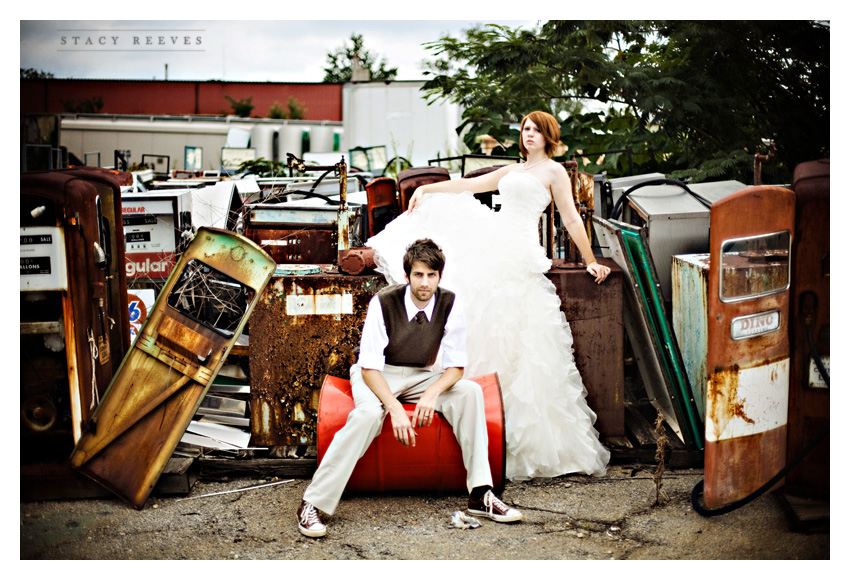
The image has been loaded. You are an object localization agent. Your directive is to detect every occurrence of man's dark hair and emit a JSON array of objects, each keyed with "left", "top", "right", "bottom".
[{"left": 403, "top": 238, "right": 445, "bottom": 277}]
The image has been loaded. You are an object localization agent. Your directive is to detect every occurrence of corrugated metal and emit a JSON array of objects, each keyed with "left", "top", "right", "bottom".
[{"left": 21, "top": 79, "right": 343, "bottom": 121}]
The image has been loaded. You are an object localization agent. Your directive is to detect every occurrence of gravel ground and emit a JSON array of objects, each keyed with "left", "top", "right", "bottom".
[{"left": 19, "top": 465, "right": 830, "bottom": 561}]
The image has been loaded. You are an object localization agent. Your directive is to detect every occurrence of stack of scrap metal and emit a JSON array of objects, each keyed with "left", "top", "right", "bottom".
[{"left": 179, "top": 338, "right": 256, "bottom": 452}]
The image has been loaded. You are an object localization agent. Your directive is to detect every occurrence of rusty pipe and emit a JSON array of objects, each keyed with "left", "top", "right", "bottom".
[{"left": 753, "top": 141, "right": 777, "bottom": 186}]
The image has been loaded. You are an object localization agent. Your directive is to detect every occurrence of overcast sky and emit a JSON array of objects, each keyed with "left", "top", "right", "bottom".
[
  {"left": 20, "top": 17, "right": 537, "bottom": 83},
  {"left": 19, "top": 6, "right": 827, "bottom": 83}
]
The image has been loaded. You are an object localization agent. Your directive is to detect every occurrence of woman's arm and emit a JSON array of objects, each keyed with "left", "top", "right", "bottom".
[
  {"left": 549, "top": 165, "right": 610, "bottom": 284},
  {"left": 408, "top": 164, "right": 514, "bottom": 211}
]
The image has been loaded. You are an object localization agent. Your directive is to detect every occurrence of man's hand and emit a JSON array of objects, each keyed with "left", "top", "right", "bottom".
[
  {"left": 388, "top": 404, "right": 417, "bottom": 447},
  {"left": 412, "top": 388, "right": 440, "bottom": 428}
]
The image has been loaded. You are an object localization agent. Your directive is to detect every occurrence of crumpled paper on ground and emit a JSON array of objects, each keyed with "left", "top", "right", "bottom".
[{"left": 449, "top": 511, "right": 481, "bottom": 529}]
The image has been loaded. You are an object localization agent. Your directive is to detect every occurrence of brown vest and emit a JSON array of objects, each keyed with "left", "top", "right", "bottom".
[{"left": 377, "top": 284, "right": 455, "bottom": 367}]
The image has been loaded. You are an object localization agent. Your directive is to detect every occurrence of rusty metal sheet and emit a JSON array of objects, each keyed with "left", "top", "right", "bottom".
[
  {"left": 249, "top": 273, "right": 386, "bottom": 447},
  {"left": 245, "top": 226, "right": 336, "bottom": 264},
  {"left": 69, "top": 227, "right": 275, "bottom": 509},
  {"left": 545, "top": 258, "right": 624, "bottom": 438},
  {"left": 704, "top": 186, "right": 795, "bottom": 509}
]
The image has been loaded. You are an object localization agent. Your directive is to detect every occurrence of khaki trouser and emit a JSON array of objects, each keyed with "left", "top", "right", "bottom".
[{"left": 303, "top": 364, "right": 493, "bottom": 515}]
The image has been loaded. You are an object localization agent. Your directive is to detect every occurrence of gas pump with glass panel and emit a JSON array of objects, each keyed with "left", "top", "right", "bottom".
[{"left": 121, "top": 189, "right": 194, "bottom": 342}]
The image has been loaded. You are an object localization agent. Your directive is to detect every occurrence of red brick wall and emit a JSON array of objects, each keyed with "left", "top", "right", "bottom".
[{"left": 20, "top": 79, "right": 343, "bottom": 121}]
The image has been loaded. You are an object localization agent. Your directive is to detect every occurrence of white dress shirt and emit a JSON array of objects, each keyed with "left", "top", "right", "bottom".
[{"left": 357, "top": 285, "right": 469, "bottom": 372}]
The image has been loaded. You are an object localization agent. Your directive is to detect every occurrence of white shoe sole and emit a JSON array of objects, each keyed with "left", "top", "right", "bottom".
[
  {"left": 298, "top": 524, "right": 327, "bottom": 538},
  {"left": 468, "top": 508, "right": 523, "bottom": 523}
]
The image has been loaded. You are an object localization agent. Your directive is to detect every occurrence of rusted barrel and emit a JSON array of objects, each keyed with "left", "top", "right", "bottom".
[{"left": 317, "top": 373, "right": 506, "bottom": 492}]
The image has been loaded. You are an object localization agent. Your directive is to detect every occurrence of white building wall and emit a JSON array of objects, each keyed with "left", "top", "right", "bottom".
[
  {"left": 341, "top": 81, "right": 464, "bottom": 169},
  {"left": 58, "top": 83, "right": 461, "bottom": 172},
  {"left": 59, "top": 117, "right": 341, "bottom": 172}
]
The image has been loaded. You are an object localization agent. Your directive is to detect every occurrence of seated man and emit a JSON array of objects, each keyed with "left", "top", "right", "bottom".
[{"left": 297, "top": 238, "right": 521, "bottom": 537}]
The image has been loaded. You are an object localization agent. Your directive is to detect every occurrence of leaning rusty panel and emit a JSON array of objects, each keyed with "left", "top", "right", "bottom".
[
  {"left": 704, "top": 186, "right": 794, "bottom": 508},
  {"left": 69, "top": 227, "right": 275, "bottom": 509},
  {"left": 249, "top": 273, "right": 387, "bottom": 446}
]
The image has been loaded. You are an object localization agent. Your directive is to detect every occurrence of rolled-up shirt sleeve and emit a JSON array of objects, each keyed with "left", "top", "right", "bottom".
[
  {"left": 356, "top": 294, "right": 389, "bottom": 371},
  {"left": 440, "top": 297, "right": 469, "bottom": 370}
]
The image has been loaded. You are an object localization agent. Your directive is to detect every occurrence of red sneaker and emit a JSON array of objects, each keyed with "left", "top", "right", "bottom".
[
  {"left": 468, "top": 490, "right": 523, "bottom": 523},
  {"left": 297, "top": 500, "right": 327, "bottom": 538}
]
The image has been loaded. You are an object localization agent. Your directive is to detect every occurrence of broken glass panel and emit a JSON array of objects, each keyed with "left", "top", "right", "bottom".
[{"left": 167, "top": 259, "right": 255, "bottom": 337}]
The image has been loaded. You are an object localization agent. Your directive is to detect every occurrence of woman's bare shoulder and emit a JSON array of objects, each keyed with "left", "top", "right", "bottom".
[{"left": 532, "top": 159, "right": 567, "bottom": 187}]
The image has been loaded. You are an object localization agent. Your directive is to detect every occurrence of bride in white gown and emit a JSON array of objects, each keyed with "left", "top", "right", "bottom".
[{"left": 367, "top": 111, "right": 611, "bottom": 480}]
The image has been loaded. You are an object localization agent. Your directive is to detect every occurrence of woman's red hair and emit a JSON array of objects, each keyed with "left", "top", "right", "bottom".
[{"left": 519, "top": 111, "right": 562, "bottom": 158}]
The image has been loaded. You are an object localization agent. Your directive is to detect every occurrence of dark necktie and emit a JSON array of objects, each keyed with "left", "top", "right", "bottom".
[{"left": 415, "top": 311, "right": 427, "bottom": 324}]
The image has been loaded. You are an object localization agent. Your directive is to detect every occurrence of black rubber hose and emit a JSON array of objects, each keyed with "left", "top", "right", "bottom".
[{"left": 610, "top": 178, "right": 713, "bottom": 221}]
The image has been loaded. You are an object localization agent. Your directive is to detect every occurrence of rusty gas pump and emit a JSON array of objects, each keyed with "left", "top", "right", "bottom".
[
  {"left": 20, "top": 168, "right": 131, "bottom": 458},
  {"left": 782, "top": 159, "right": 829, "bottom": 517}
]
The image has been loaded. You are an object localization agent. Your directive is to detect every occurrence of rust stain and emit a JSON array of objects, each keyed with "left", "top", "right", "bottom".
[
  {"left": 708, "top": 364, "right": 754, "bottom": 441},
  {"left": 250, "top": 273, "right": 387, "bottom": 446}
]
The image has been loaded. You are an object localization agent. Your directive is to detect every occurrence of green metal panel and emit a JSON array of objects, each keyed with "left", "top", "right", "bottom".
[{"left": 619, "top": 227, "right": 704, "bottom": 449}]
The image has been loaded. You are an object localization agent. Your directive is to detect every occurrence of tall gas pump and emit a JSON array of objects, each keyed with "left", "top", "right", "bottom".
[
  {"left": 784, "top": 159, "right": 829, "bottom": 513},
  {"left": 20, "top": 168, "right": 130, "bottom": 459}
]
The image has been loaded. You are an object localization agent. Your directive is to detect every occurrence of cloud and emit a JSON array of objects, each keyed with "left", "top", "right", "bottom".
[{"left": 21, "top": 19, "right": 535, "bottom": 82}]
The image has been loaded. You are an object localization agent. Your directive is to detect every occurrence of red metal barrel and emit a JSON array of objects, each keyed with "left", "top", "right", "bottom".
[{"left": 317, "top": 373, "right": 506, "bottom": 492}]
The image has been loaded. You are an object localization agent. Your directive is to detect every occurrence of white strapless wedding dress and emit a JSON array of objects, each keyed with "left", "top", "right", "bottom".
[{"left": 367, "top": 171, "right": 610, "bottom": 480}]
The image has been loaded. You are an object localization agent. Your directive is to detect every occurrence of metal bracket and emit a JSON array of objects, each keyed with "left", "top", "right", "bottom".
[{"left": 136, "top": 334, "right": 214, "bottom": 384}]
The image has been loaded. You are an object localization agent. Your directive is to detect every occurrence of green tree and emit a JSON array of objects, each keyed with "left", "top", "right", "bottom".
[
  {"left": 323, "top": 33, "right": 398, "bottom": 83},
  {"left": 60, "top": 96, "right": 103, "bottom": 114},
  {"left": 21, "top": 68, "right": 54, "bottom": 79},
  {"left": 422, "top": 21, "right": 828, "bottom": 183},
  {"left": 225, "top": 95, "right": 255, "bottom": 117},
  {"left": 270, "top": 96, "right": 307, "bottom": 120}
]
